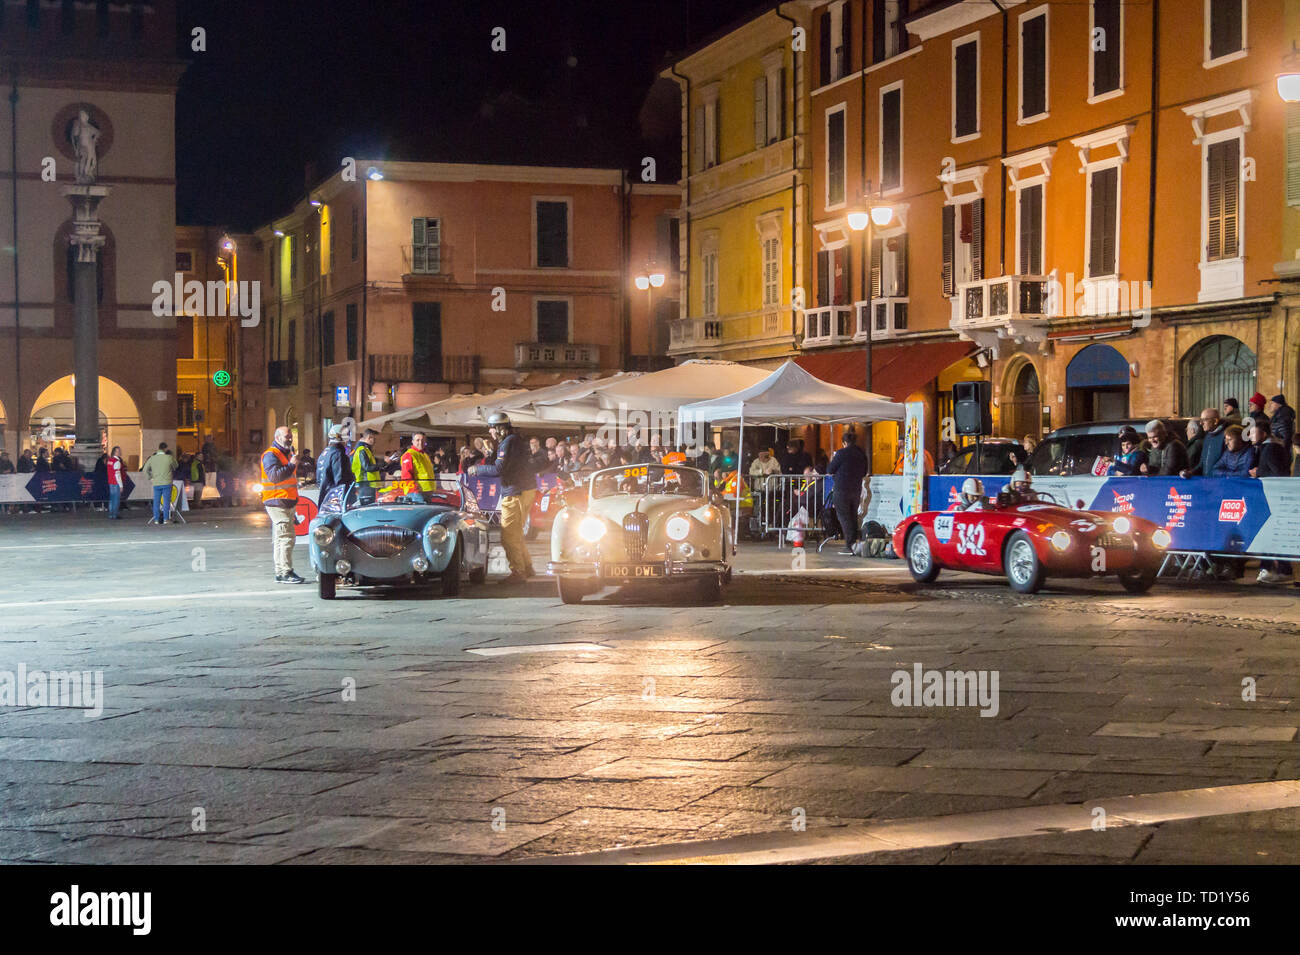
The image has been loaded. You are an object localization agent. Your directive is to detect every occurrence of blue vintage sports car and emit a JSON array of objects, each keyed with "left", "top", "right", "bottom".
[{"left": 308, "top": 480, "right": 490, "bottom": 599}]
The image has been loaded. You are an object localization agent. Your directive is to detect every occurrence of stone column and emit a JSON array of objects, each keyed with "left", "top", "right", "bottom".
[{"left": 62, "top": 184, "right": 110, "bottom": 470}]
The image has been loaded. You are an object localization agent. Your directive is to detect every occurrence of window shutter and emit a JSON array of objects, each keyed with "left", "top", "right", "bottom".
[
  {"left": 1088, "top": 167, "right": 1117, "bottom": 276},
  {"left": 1019, "top": 184, "right": 1042, "bottom": 275},
  {"left": 881, "top": 88, "right": 901, "bottom": 190},
  {"left": 971, "top": 199, "right": 984, "bottom": 281},
  {"left": 896, "top": 234, "right": 909, "bottom": 296},
  {"left": 1287, "top": 105, "right": 1300, "bottom": 206},
  {"left": 412, "top": 217, "right": 425, "bottom": 246},
  {"left": 819, "top": 11, "right": 832, "bottom": 86},
  {"left": 711, "top": 100, "right": 720, "bottom": 165},
  {"left": 1022, "top": 15, "right": 1046, "bottom": 118},
  {"left": 754, "top": 77, "right": 767, "bottom": 149},
  {"left": 955, "top": 41, "right": 978, "bottom": 138},
  {"left": 899, "top": 0, "right": 910, "bottom": 53},
  {"left": 773, "top": 68, "right": 786, "bottom": 142},
  {"left": 942, "top": 205, "right": 955, "bottom": 295},
  {"left": 872, "top": 0, "right": 886, "bottom": 63},
  {"left": 816, "top": 251, "right": 830, "bottom": 307},
  {"left": 692, "top": 106, "right": 704, "bottom": 173},
  {"left": 1207, "top": 138, "right": 1239, "bottom": 260},
  {"left": 870, "top": 237, "right": 882, "bottom": 298},
  {"left": 840, "top": 2, "right": 851, "bottom": 76},
  {"left": 1092, "top": 0, "right": 1121, "bottom": 95},
  {"left": 1209, "top": 0, "right": 1243, "bottom": 60}
]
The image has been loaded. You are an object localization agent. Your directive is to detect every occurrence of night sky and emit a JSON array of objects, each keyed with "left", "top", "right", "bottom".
[{"left": 175, "top": 0, "right": 767, "bottom": 230}]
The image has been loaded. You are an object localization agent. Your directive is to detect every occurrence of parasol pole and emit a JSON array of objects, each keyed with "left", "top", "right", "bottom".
[{"left": 734, "top": 411, "right": 744, "bottom": 547}]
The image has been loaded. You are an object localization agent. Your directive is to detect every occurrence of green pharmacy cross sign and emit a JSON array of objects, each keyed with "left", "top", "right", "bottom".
[{"left": 212, "top": 370, "right": 232, "bottom": 387}]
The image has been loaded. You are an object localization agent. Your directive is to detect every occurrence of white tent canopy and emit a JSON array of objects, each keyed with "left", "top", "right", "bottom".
[
  {"left": 678, "top": 360, "right": 904, "bottom": 426},
  {"left": 678, "top": 361, "right": 904, "bottom": 542},
  {"left": 592, "top": 360, "right": 770, "bottom": 412}
]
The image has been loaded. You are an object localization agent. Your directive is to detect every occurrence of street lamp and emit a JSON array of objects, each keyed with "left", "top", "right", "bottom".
[
  {"left": 634, "top": 264, "right": 667, "bottom": 368},
  {"left": 1279, "top": 42, "right": 1300, "bottom": 102},
  {"left": 848, "top": 184, "right": 893, "bottom": 473}
]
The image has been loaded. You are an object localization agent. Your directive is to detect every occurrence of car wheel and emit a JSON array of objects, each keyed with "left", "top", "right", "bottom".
[
  {"left": 318, "top": 573, "right": 336, "bottom": 600},
  {"left": 557, "top": 576, "right": 585, "bottom": 604},
  {"left": 696, "top": 575, "right": 723, "bottom": 603},
  {"left": 441, "top": 542, "right": 462, "bottom": 597},
  {"left": 1005, "top": 531, "right": 1045, "bottom": 594},
  {"left": 906, "top": 526, "right": 940, "bottom": 583},
  {"left": 1118, "top": 570, "right": 1156, "bottom": 594}
]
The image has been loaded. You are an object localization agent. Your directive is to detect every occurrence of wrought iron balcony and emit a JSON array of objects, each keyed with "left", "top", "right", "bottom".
[
  {"left": 369, "top": 354, "right": 480, "bottom": 384},
  {"left": 514, "top": 342, "right": 600, "bottom": 370}
]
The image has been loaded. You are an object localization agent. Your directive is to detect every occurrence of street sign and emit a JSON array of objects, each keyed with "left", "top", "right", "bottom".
[{"left": 212, "top": 369, "right": 231, "bottom": 387}]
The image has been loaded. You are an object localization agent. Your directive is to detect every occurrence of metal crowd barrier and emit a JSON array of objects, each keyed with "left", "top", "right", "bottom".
[{"left": 748, "top": 473, "right": 831, "bottom": 548}]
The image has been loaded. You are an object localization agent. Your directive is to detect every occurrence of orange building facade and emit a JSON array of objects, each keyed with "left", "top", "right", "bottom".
[
  {"left": 255, "top": 163, "right": 678, "bottom": 451},
  {"left": 801, "top": 0, "right": 1300, "bottom": 457}
]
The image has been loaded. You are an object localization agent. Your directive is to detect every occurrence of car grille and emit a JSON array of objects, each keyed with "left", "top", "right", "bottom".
[
  {"left": 622, "top": 513, "right": 648, "bottom": 561},
  {"left": 1097, "top": 533, "right": 1134, "bottom": 550},
  {"left": 349, "top": 525, "right": 418, "bottom": 558}
]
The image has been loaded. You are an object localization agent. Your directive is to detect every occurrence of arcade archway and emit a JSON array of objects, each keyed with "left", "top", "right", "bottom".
[{"left": 28, "top": 376, "right": 142, "bottom": 467}]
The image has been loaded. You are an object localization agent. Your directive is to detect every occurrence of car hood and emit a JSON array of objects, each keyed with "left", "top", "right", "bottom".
[
  {"left": 587, "top": 494, "right": 706, "bottom": 525},
  {"left": 338, "top": 504, "right": 454, "bottom": 533}
]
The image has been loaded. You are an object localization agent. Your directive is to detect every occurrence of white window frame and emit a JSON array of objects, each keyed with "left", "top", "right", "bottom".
[
  {"left": 701, "top": 83, "right": 721, "bottom": 168},
  {"left": 1003, "top": 146, "right": 1055, "bottom": 279},
  {"left": 531, "top": 197, "right": 572, "bottom": 269},
  {"left": 533, "top": 296, "right": 574, "bottom": 344},
  {"left": 879, "top": 80, "right": 904, "bottom": 197},
  {"left": 1197, "top": 127, "right": 1247, "bottom": 301},
  {"left": 1088, "top": 0, "right": 1125, "bottom": 104},
  {"left": 951, "top": 32, "right": 981, "bottom": 144},
  {"left": 825, "top": 102, "right": 848, "bottom": 210},
  {"left": 1203, "top": 0, "right": 1248, "bottom": 70},
  {"left": 1017, "top": 6, "right": 1050, "bottom": 126}
]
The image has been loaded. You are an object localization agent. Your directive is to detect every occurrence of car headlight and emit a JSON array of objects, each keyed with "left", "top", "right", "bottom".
[
  {"left": 665, "top": 514, "right": 692, "bottom": 541},
  {"left": 1112, "top": 516, "right": 1132, "bottom": 535},
  {"left": 312, "top": 525, "right": 335, "bottom": 547},
  {"left": 1151, "top": 528, "right": 1172, "bottom": 549},
  {"left": 1050, "top": 530, "right": 1072, "bottom": 552},
  {"left": 578, "top": 516, "right": 606, "bottom": 543},
  {"left": 425, "top": 523, "right": 448, "bottom": 544}
]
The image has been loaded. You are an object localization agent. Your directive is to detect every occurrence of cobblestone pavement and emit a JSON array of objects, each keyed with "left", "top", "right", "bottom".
[{"left": 0, "top": 508, "right": 1297, "bottom": 864}]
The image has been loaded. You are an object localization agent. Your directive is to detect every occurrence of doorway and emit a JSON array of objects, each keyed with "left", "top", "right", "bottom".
[{"left": 1066, "top": 344, "right": 1129, "bottom": 423}]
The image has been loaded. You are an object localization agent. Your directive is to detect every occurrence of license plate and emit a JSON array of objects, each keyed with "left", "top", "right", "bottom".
[{"left": 602, "top": 563, "right": 664, "bottom": 579}]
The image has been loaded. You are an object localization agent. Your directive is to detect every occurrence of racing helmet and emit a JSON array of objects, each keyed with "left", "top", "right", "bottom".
[
  {"left": 1009, "top": 467, "right": 1030, "bottom": 489},
  {"left": 486, "top": 412, "right": 511, "bottom": 428},
  {"left": 960, "top": 477, "right": 985, "bottom": 507}
]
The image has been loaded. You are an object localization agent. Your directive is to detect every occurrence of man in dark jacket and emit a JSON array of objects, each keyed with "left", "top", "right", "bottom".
[
  {"left": 1181, "top": 409, "right": 1226, "bottom": 477},
  {"left": 827, "top": 431, "right": 868, "bottom": 555},
  {"left": 1211, "top": 426, "right": 1252, "bottom": 476},
  {"left": 471, "top": 412, "right": 535, "bottom": 582},
  {"left": 316, "top": 424, "right": 354, "bottom": 507},
  {"left": 1140, "top": 420, "right": 1188, "bottom": 476},
  {"left": 779, "top": 439, "right": 812, "bottom": 475},
  {"left": 1266, "top": 395, "right": 1295, "bottom": 447}
]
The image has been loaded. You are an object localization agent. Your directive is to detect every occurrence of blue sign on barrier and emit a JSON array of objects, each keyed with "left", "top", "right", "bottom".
[
  {"left": 23, "top": 471, "right": 136, "bottom": 504},
  {"left": 461, "top": 475, "right": 501, "bottom": 513}
]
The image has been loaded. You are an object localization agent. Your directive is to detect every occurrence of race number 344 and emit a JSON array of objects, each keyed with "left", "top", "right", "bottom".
[{"left": 956, "top": 523, "right": 986, "bottom": 556}]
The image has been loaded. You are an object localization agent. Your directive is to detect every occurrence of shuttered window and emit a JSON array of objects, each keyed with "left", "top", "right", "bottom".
[
  {"left": 1288, "top": 105, "right": 1300, "bottom": 207},
  {"left": 1205, "top": 137, "right": 1240, "bottom": 261},
  {"left": 836, "top": 3, "right": 850, "bottom": 81},
  {"left": 411, "top": 217, "right": 441, "bottom": 273},
  {"left": 703, "top": 251, "right": 718, "bottom": 316},
  {"left": 871, "top": 235, "right": 909, "bottom": 298},
  {"left": 816, "top": 250, "right": 830, "bottom": 308},
  {"left": 953, "top": 39, "right": 978, "bottom": 139},
  {"left": 1018, "top": 184, "right": 1043, "bottom": 276},
  {"left": 1092, "top": 0, "right": 1121, "bottom": 96},
  {"left": 881, "top": 86, "right": 902, "bottom": 191},
  {"left": 754, "top": 77, "right": 767, "bottom": 150},
  {"left": 833, "top": 248, "right": 850, "bottom": 305},
  {"left": 827, "top": 109, "right": 846, "bottom": 206},
  {"left": 1020, "top": 11, "right": 1047, "bottom": 120},
  {"left": 767, "top": 69, "right": 785, "bottom": 144},
  {"left": 535, "top": 201, "right": 569, "bottom": 268},
  {"left": 1208, "top": 0, "right": 1243, "bottom": 61},
  {"left": 703, "top": 101, "right": 719, "bottom": 168},
  {"left": 692, "top": 106, "right": 704, "bottom": 173},
  {"left": 762, "top": 236, "right": 781, "bottom": 307},
  {"left": 1087, "top": 166, "right": 1118, "bottom": 277},
  {"left": 968, "top": 199, "right": 984, "bottom": 281},
  {"left": 942, "top": 205, "right": 955, "bottom": 296},
  {"left": 819, "top": 11, "right": 832, "bottom": 86}
]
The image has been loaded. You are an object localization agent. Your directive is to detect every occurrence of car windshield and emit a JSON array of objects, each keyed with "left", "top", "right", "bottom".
[
  {"left": 590, "top": 464, "right": 706, "bottom": 499},
  {"left": 328, "top": 478, "right": 462, "bottom": 512},
  {"left": 1027, "top": 434, "right": 1116, "bottom": 476}
]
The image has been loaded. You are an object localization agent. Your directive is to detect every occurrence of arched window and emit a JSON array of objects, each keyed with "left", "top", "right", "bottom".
[
  {"left": 1180, "top": 336, "right": 1256, "bottom": 417},
  {"left": 1013, "top": 362, "right": 1039, "bottom": 397}
]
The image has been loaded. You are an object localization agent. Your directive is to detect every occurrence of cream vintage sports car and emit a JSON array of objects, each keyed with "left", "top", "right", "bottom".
[{"left": 548, "top": 464, "right": 732, "bottom": 604}]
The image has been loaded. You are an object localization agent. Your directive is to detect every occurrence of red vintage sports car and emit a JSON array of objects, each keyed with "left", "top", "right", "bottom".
[{"left": 892, "top": 487, "right": 1172, "bottom": 594}]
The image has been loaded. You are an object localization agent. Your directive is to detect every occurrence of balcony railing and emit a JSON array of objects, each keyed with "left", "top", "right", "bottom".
[
  {"left": 514, "top": 342, "right": 600, "bottom": 370},
  {"left": 951, "top": 275, "right": 1050, "bottom": 330},
  {"left": 669, "top": 318, "right": 723, "bottom": 350},
  {"left": 369, "top": 354, "right": 480, "bottom": 384},
  {"left": 801, "top": 305, "right": 854, "bottom": 348},
  {"left": 267, "top": 360, "right": 298, "bottom": 388},
  {"left": 854, "top": 297, "right": 909, "bottom": 340}
]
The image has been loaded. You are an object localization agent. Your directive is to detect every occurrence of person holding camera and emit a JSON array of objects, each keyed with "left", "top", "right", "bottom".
[{"left": 261, "top": 426, "right": 303, "bottom": 583}]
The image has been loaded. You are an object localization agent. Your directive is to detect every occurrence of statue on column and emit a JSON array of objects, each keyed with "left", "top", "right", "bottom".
[{"left": 70, "top": 109, "right": 100, "bottom": 185}]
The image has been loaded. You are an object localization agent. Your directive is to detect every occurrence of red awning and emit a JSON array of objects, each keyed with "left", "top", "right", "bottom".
[{"left": 794, "top": 340, "right": 977, "bottom": 401}]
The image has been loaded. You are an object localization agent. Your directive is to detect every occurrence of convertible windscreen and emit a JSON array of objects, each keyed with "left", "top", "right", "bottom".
[
  {"left": 589, "top": 465, "right": 707, "bottom": 500},
  {"left": 327, "top": 479, "right": 461, "bottom": 511}
]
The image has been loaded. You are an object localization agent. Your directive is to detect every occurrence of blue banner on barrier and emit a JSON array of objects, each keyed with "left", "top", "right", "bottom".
[
  {"left": 22, "top": 471, "right": 136, "bottom": 504},
  {"left": 461, "top": 475, "right": 501, "bottom": 513},
  {"left": 926, "top": 475, "right": 1300, "bottom": 558}
]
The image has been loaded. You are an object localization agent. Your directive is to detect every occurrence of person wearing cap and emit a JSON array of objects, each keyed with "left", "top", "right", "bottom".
[
  {"left": 316, "top": 424, "right": 354, "bottom": 507},
  {"left": 1266, "top": 395, "right": 1295, "bottom": 447},
  {"left": 470, "top": 412, "right": 535, "bottom": 582},
  {"left": 1221, "top": 397, "right": 1241, "bottom": 425},
  {"left": 1103, "top": 427, "right": 1146, "bottom": 475},
  {"left": 1139, "top": 419, "right": 1187, "bottom": 476},
  {"left": 1247, "top": 393, "right": 1269, "bottom": 435}
]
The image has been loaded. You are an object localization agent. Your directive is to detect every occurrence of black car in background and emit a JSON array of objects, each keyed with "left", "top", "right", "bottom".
[
  {"left": 939, "top": 438, "right": 1028, "bottom": 475},
  {"left": 1026, "top": 418, "right": 1189, "bottom": 476}
]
